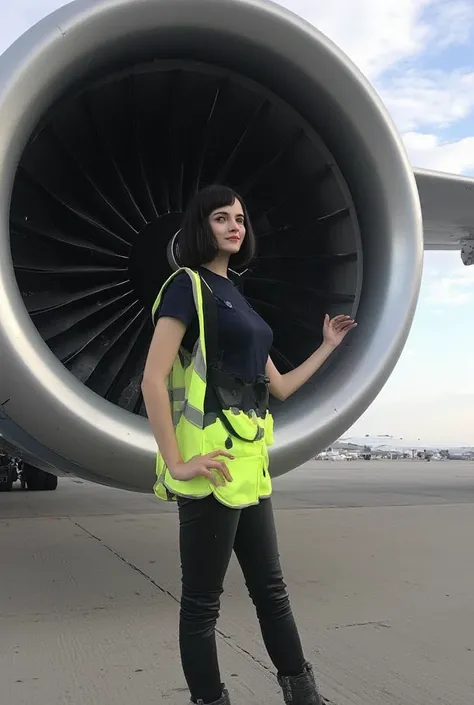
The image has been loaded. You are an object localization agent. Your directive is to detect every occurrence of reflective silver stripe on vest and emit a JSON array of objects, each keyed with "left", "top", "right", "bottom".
[
  {"left": 173, "top": 409, "right": 182, "bottom": 426},
  {"left": 193, "top": 343, "right": 206, "bottom": 382},
  {"left": 169, "top": 387, "right": 186, "bottom": 403},
  {"left": 182, "top": 400, "right": 204, "bottom": 428}
]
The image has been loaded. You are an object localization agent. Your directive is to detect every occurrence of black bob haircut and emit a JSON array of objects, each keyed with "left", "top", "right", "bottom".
[{"left": 176, "top": 184, "right": 256, "bottom": 270}]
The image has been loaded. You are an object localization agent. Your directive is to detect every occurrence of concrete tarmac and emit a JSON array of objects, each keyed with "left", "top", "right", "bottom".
[{"left": 1, "top": 460, "right": 473, "bottom": 704}]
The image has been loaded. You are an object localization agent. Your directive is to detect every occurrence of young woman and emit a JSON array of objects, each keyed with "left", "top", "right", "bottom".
[{"left": 141, "top": 184, "right": 356, "bottom": 705}]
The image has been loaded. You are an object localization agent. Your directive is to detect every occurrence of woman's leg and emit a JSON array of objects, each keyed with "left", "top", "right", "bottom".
[
  {"left": 178, "top": 494, "right": 240, "bottom": 704},
  {"left": 234, "top": 497, "right": 322, "bottom": 704},
  {"left": 233, "top": 496, "right": 306, "bottom": 675}
]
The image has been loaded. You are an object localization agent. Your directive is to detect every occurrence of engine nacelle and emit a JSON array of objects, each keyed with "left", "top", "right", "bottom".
[{"left": 0, "top": 0, "right": 423, "bottom": 491}]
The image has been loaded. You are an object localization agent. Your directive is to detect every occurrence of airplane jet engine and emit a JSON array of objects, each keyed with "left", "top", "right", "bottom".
[{"left": 0, "top": 0, "right": 423, "bottom": 492}]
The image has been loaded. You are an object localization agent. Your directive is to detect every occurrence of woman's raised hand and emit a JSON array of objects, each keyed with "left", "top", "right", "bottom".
[
  {"left": 170, "top": 450, "right": 234, "bottom": 487},
  {"left": 323, "top": 314, "right": 357, "bottom": 348}
]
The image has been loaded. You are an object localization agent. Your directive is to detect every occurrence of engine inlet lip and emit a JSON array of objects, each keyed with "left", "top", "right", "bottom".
[{"left": 0, "top": 0, "right": 423, "bottom": 487}]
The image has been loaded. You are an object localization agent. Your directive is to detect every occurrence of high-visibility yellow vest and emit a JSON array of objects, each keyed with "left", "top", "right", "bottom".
[{"left": 151, "top": 267, "right": 275, "bottom": 508}]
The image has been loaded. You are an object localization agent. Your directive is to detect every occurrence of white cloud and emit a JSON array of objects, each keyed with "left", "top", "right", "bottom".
[
  {"left": 279, "top": 0, "right": 474, "bottom": 79},
  {"left": 430, "top": 0, "right": 474, "bottom": 47},
  {"left": 279, "top": 0, "right": 432, "bottom": 79},
  {"left": 277, "top": 1, "right": 474, "bottom": 178},
  {"left": 380, "top": 70, "right": 474, "bottom": 132},
  {"left": 422, "top": 264, "right": 474, "bottom": 305},
  {"left": 403, "top": 132, "right": 474, "bottom": 173},
  {"left": 278, "top": 1, "right": 474, "bottom": 175}
]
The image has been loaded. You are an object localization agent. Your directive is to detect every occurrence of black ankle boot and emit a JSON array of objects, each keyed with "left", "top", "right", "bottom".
[
  {"left": 192, "top": 684, "right": 231, "bottom": 705},
  {"left": 277, "top": 662, "right": 323, "bottom": 704}
]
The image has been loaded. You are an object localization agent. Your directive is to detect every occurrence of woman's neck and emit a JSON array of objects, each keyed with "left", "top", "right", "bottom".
[{"left": 201, "top": 256, "right": 229, "bottom": 279}]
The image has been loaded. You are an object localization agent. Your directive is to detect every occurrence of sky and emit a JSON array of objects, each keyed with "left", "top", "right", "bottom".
[{"left": 1, "top": 0, "right": 473, "bottom": 446}]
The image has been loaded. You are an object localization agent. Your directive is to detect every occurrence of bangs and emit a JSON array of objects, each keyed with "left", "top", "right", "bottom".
[{"left": 198, "top": 184, "right": 239, "bottom": 217}]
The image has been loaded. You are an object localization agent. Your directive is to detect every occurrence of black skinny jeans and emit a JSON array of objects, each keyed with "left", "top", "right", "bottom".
[{"left": 178, "top": 494, "right": 306, "bottom": 704}]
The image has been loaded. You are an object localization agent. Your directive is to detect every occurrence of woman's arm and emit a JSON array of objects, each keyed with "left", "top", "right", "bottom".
[
  {"left": 141, "top": 316, "right": 187, "bottom": 470},
  {"left": 266, "top": 314, "right": 357, "bottom": 401},
  {"left": 142, "top": 315, "right": 234, "bottom": 485},
  {"left": 266, "top": 342, "right": 335, "bottom": 401}
]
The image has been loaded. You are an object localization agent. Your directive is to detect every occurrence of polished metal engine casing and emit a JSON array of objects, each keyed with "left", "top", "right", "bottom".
[{"left": 0, "top": 0, "right": 423, "bottom": 491}]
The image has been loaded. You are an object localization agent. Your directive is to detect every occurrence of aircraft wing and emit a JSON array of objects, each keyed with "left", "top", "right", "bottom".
[{"left": 415, "top": 168, "right": 474, "bottom": 265}]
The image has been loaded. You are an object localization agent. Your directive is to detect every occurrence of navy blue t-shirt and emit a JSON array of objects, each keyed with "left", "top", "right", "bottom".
[{"left": 156, "top": 267, "right": 273, "bottom": 383}]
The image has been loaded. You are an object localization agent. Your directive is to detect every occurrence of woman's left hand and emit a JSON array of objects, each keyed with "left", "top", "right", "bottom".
[{"left": 323, "top": 314, "right": 357, "bottom": 348}]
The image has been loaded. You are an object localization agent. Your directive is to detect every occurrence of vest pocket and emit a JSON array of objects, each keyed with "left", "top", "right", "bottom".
[
  {"left": 213, "top": 453, "right": 270, "bottom": 507},
  {"left": 204, "top": 416, "right": 267, "bottom": 459},
  {"left": 220, "top": 406, "right": 265, "bottom": 442}
]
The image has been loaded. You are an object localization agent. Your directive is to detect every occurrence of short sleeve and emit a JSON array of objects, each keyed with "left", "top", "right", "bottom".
[{"left": 155, "top": 272, "right": 196, "bottom": 328}]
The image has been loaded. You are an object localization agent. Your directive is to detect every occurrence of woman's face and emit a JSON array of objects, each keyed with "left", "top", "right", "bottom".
[{"left": 208, "top": 199, "right": 246, "bottom": 256}]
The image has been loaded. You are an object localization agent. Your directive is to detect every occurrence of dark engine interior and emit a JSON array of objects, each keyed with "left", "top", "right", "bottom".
[{"left": 10, "top": 61, "right": 360, "bottom": 417}]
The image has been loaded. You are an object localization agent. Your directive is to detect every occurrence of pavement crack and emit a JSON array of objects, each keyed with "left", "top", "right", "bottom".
[
  {"left": 70, "top": 520, "right": 334, "bottom": 702},
  {"left": 216, "top": 629, "right": 274, "bottom": 674},
  {"left": 329, "top": 620, "right": 391, "bottom": 630},
  {"left": 71, "top": 519, "right": 179, "bottom": 605}
]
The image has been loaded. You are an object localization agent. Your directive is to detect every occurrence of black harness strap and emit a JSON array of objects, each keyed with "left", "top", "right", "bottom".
[
  {"left": 200, "top": 275, "right": 220, "bottom": 370},
  {"left": 199, "top": 273, "right": 267, "bottom": 444}
]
